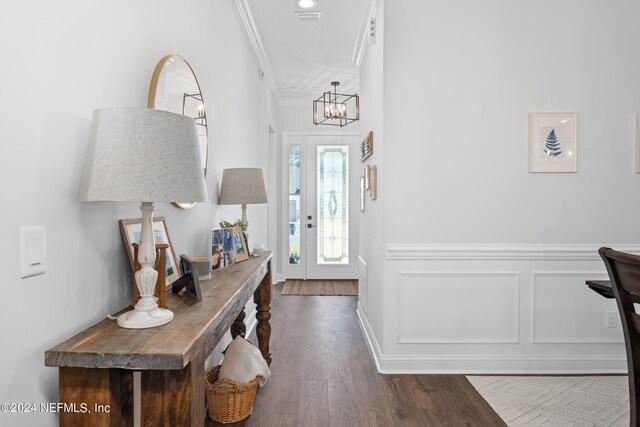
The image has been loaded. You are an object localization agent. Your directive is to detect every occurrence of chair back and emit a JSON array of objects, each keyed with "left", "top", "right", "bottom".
[{"left": 599, "top": 247, "right": 640, "bottom": 426}]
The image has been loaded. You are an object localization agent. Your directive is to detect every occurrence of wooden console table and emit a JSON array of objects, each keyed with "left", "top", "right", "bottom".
[{"left": 45, "top": 252, "right": 272, "bottom": 427}]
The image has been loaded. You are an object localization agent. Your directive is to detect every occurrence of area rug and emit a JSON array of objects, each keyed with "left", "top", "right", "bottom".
[
  {"left": 282, "top": 279, "right": 357, "bottom": 296},
  {"left": 467, "top": 376, "right": 629, "bottom": 426}
]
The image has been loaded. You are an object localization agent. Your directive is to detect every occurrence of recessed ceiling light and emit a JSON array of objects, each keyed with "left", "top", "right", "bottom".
[{"left": 296, "top": 0, "right": 317, "bottom": 9}]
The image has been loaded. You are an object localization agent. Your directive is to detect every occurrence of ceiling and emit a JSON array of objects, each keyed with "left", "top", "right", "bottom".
[{"left": 244, "top": 0, "right": 374, "bottom": 101}]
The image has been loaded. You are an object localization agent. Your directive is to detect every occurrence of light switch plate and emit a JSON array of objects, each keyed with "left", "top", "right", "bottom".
[{"left": 20, "top": 226, "right": 45, "bottom": 278}]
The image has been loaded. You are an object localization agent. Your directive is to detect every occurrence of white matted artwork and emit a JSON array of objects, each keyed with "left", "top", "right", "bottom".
[
  {"left": 529, "top": 113, "right": 577, "bottom": 173},
  {"left": 119, "top": 217, "right": 181, "bottom": 286}
]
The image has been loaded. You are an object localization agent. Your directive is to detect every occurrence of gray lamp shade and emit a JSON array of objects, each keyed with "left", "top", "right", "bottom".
[
  {"left": 218, "top": 168, "right": 268, "bottom": 205},
  {"left": 78, "top": 108, "right": 208, "bottom": 203}
]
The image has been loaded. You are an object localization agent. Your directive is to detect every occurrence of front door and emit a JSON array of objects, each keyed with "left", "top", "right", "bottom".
[{"left": 283, "top": 133, "right": 358, "bottom": 280}]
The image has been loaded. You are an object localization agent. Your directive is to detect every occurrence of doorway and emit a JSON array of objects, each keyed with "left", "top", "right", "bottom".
[{"left": 282, "top": 133, "right": 359, "bottom": 280}]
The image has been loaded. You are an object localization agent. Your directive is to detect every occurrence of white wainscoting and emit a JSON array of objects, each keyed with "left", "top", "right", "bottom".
[
  {"left": 396, "top": 271, "right": 519, "bottom": 344},
  {"left": 355, "top": 244, "right": 639, "bottom": 374},
  {"left": 530, "top": 271, "right": 622, "bottom": 344}
]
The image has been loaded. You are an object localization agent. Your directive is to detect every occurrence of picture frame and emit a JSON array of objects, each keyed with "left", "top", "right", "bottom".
[
  {"left": 233, "top": 226, "right": 249, "bottom": 262},
  {"left": 360, "top": 176, "right": 365, "bottom": 212},
  {"left": 171, "top": 255, "right": 204, "bottom": 302},
  {"left": 364, "top": 164, "right": 370, "bottom": 190},
  {"left": 212, "top": 227, "right": 235, "bottom": 268},
  {"left": 360, "top": 131, "right": 373, "bottom": 162},
  {"left": 119, "top": 217, "right": 181, "bottom": 287},
  {"left": 370, "top": 165, "right": 378, "bottom": 200},
  {"left": 529, "top": 113, "right": 577, "bottom": 173}
]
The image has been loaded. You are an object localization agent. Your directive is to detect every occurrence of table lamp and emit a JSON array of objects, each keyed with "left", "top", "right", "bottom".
[
  {"left": 78, "top": 107, "right": 208, "bottom": 328},
  {"left": 218, "top": 168, "right": 268, "bottom": 230}
]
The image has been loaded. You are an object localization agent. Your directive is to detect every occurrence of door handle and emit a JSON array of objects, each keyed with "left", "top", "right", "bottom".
[{"left": 307, "top": 224, "right": 316, "bottom": 228}]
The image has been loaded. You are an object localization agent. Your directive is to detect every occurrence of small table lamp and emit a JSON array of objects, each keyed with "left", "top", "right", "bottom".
[
  {"left": 78, "top": 108, "right": 208, "bottom": 329},
  {"left": 218, "top": 168, "right": 268, "bottom": 230}
]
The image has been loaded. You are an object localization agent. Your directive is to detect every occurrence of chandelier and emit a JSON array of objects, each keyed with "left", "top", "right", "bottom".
[{"left": 313, "top": 81, "right": 359, "bottom": 127}]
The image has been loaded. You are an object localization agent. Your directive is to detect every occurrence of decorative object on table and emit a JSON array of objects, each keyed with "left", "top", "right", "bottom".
[
  {"left": 212, "top": 227, "right": 236, "bottom": 268},
  {"left": 132, "top": 242, "right": 169, "bottom": 309},
  {"left": 220, "top": 219, "right": 247, "bottom": 231},
  {"left": 313, "top": 81, "right": 359, "bottom": 127},
  {"left": 218, "top": 168, "right": 268, "bottom": 249},
  {"left": 363, "top": 164, "right": 370, "bottom": 190},
  {"left": 171, "top": 255, "right": 210, "bottom": 301},
  {"left": 119, "top": 217, "right": 181, "bottom": 288},
  {"left": 360, "top": 176, "right": 365, "bottom": 212},
  {"left": 360, "top": 131, "right": 373, "bottom": 161},
  {"left": 370, "top": 165, "right": 378, "bottom": 200},
  {"left": 148, "top": 54, "right": 208, "bottom": 209},
  {"left": 252, "top": 243, "right": 264, "bottom": 257},
  {"left": 232, "top": 226, "right": 249, "bottom": 263},
  {"left": 529, "top": 113, "right": 577, "bottom": 173},
  {"left": 78, "top": 107, "right": 208, "bottom": 329}
]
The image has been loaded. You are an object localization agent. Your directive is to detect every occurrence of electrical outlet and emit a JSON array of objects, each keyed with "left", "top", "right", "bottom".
[{"left": 605, "top": 311, "right": 618, "bottom": 328}]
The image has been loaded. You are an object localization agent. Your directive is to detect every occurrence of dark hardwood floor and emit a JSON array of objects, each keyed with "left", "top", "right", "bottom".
[{"left": 208, "top": 284, "right": 505, "bottom": 427}]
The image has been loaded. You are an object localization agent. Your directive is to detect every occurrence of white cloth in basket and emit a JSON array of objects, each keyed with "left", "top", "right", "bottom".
[{"left": 219, "top": 336, "right": 271, "bottom": 387}]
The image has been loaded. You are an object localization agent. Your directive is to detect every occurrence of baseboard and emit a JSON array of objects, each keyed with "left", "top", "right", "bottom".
[
  {"left": 373, "top": 354, "right": 627, "bottom": 375},
  {"left": 356, "top": 303, "right": 626, "bottom": 374},
  {"left": 356, "top": 303, "right": 383, "bottom": 372}
]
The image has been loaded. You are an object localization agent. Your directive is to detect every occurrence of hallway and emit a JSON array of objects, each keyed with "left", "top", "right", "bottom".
[{"left": 212, "top": 285, "right": 506, "bottom": 426}]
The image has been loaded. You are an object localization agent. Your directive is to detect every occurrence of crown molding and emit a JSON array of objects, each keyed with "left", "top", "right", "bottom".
[
  {"left": 352, "top": 0, "right": 377, "bottom": 66},
  {"left": 233, "top": 0, "right": 279, "bottom": 103}
]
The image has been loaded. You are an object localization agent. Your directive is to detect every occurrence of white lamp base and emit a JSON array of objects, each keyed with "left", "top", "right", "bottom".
[{"left": 117, "top": 306, "right": 174, "bottom": 329}]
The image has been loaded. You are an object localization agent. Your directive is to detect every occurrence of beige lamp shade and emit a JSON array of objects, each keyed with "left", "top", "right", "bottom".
[
  {"left": 218, "top": 168, "right": 268, "bottom": 205},
  {"left": 78, "top": 107, "right": 208, "bottom": 203}
]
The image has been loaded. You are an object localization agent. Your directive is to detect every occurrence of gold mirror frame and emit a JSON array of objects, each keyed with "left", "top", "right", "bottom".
[{"left": 148, "top": 55, "right": 208, "bottom": 209}]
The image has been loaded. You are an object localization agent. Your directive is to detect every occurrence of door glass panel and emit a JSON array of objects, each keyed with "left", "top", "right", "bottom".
[
  {"left": 288, "top": 145, "right": 301, "bottom": 264},
  {"left": 317, "top": 145, "right": 349, "bottom": 264}
]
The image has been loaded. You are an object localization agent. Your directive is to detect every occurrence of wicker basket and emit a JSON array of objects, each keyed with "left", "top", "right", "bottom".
[{"left": 204, "top": 365, "right": 262, "bottom": 424}]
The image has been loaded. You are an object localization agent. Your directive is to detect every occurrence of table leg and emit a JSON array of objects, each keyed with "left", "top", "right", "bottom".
[
  {"left": 140, "top": 350, "right": 205, "bottom": 427},
  {"left": 59, "top": 367, "right": 133, "bottom": 427},
  {"left": 231, "top": 309, "right": 246, "bottom": 339},
  {"left": 254, "top": 260, "right": 272, "bottom": 365}
]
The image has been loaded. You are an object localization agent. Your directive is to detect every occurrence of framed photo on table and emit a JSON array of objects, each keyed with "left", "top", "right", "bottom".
[
  {"left": 529, "top": 113, "right": 577, "bottom": 173},
  {"left": 233, "top": 226, "right": 249, "bottom": 262},
  {"left": 119, "top": 217, "right": 181, "bottom": 286}
]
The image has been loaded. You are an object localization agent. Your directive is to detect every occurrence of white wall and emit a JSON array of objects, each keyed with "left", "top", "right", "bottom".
[
  {"left": 0, "top": 1, "right": 272, "bottom": 425},
  {"left": 356, "top": 0, "right": 385, "bottom": 353},
  {"left": 358, "top": 0, "right": 640, "bottom": 373}
]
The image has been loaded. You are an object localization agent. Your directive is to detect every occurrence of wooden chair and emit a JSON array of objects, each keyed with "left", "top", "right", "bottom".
[{"left": 599, "top": 247, "right": 640, "bottom": 426}]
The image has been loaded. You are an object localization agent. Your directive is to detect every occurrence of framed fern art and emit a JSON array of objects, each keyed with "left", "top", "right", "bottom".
[{"left": 529, "top": 113, "right": 577, "bottom": 173}]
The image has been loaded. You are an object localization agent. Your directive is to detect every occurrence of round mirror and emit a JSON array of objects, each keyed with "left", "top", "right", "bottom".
[{"left": 148, "top": 55, "right": 208, "bottom": 209}]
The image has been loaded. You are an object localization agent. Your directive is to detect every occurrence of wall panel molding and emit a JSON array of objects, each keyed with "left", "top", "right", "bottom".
[
  {"left": 396, "top": 271, "right": 519, "bottom": 344},
  {"left": 385, "top": 244, "right": 640, "bottom": 261},
  {"left": 530, "top": 271, "right": 622, "bottom": 344}
]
